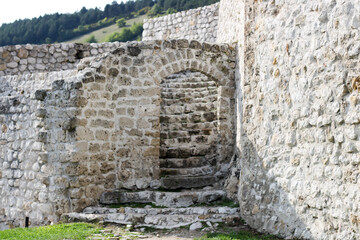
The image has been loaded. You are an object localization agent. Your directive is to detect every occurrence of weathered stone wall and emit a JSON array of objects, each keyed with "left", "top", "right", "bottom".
[
  {"left": 0, "top": 40, "right": 236, "bottom": 228},
  {"left": 67, "top": 40, "right": 236, "bottom": 210},
  {"left": 142, "top": 3, "right": 219, "bottom": 43},
  {"left": 0, "top": 70, "right": 79, "bottom": 229},
  {"left": 0, "top": 42, "right": 121, "bottom": 76},
  {"left": 218, "top": 0, "right": 360, "bottom": 239}
]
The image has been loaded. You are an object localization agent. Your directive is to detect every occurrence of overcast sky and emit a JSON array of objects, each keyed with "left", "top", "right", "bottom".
[{"left": 0, "top": 0, "right": 126, "bottom": 25}]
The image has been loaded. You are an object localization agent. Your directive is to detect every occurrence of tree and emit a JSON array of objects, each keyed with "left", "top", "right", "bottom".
[
  {"left": 116, "top": 18, "right": 126, "bottom": 28},
  {"left": 80, "top": 7, "right": 88, "bottom": 15},
  {"left": 147, "top": 4, "right": 161, "bottom": 17}
]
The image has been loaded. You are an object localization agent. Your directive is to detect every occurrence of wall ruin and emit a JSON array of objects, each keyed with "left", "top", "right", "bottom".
[
  {"left": 142, "top": 3, "right": 219, "bottom": 43},
  {"left": 0, "top": 42, "right": 121, "bottom": 76},
  {"left": 0, "top": 40, "right": 236, "bottom": 229}
]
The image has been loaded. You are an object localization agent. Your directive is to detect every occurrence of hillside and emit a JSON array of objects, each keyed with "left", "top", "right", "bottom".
[
  {"left": 65, "top": 15, "right": 147, "bottom": 44},
  {"left": 0, "top": 0, "right": 219, "bottom": 46}
]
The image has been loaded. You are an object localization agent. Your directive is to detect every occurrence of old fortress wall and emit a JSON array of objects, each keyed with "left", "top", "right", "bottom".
[
  {"left": 217, "top": 0, "right": 360, "bottom": 239},
  {"left": 142, "top": 3, "right": 219, "bottom": 43},
  {"left": 0, "top": 43, "right": 122, "bottom": 76},
  {"left": 0, "top": 1, "right": 360, "bottom": 239}
]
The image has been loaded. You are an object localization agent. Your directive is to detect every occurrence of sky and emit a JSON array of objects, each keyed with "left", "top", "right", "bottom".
[{"left": 0, "top": 0, "right": 126, "bottom": 25}]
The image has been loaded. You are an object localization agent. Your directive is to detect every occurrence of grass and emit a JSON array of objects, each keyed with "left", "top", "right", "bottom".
[
  {"left": 0, "top": 223, "right": 283, "bottom": 240},
  {"left": 0, "top": 223, "right": 102, "bottom": 240},
  {"left": 195, "top": 231, "right": 282, "bottom": 240},
  {"left": 65, "top": 15, "right": 147, "bottom": 44},
  {"left": 193, "top": 199, "right": 240, "bottom": 208}
]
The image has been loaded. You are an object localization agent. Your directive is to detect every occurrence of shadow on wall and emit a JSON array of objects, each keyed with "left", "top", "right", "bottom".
[{"left": 238, "top": 132, "right": 313, "bottom": 239}]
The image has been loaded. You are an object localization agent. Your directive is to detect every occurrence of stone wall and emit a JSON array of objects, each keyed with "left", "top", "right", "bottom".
[
  {"left": 68, "top": 40, "right": 236, "bottom": 206},
  {"left": 142, "top": 3, "right": 219, "bottom": 43},
  {"left": 218, "top": 0, "right": 360, "bottom": 239},
  {"left": 0, "top": 70, "right": 80, "bottom": 229},
  {"left": 0, "top": 42, "right": 121, "bottom": 76},
  {"left": 0, "top": 40, "right": 236, "bottom": 228}
]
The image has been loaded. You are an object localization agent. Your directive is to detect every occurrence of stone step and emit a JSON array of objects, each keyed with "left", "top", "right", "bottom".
[
  {"left": 162, "top": 82, "right": 217, "bottom": 89},
  {"left": 160, "top": 166, "right": 215, "bottom": 176},
  {"left": 161, "top": 106, "right": 216, "bottom": 115},
  {"left": 159, "top": 147, "right": 210, "bottom": 158},
  {"left": 83, "top": 206, "right": 239, "bottom": 215},
  {"left": 162, "top": 96, "right": 217, "bottom": 105},
  {"left": 163, "top": 72, "right": 208, "bottom": 80},
  {"left": 61, "top": 206, "right": 240, "bottom": 229},
  {"left": 160, "top": 157, "right": 215, "bottom": 168},
  {"left": 161, "top": 175, "right": 216, "bottom": 190},
  {"left": 160, "top": 135, "right": 216, "bottom": 145},
  {"left": 160, "top": 115, "right": 218, "bottom": 125},
  {"left": 100, "top": 188, "right": 226, "bottom": 207},
  {"left": 160, "top": 90, "right": 217, "bottom": 99}
]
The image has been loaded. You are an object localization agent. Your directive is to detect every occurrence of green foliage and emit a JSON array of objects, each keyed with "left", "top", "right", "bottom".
[
  {"left": 0, "top": 223, "right": 102, "bottom": 240},
  {"left": 106, "top": 28, "right": 133, "bottom": 42},
  {"left": 136, "top": 6, "right": 151, "bottom": 16},
  {"left": 105, "top": 22, "right": 143, "bottom": 43},
  {"left": 195, "top": 231, "right": 282, "bottom": 240},
  {"left": 116, "top": 18, "right": 126, "bottom": 28},
  {"left": 0, "top": 0, "right": 219, "bottom": 46},
  {"left": 193, "top": 199, "right": 240, "bottom": 208},
  {"left": 147, "top": 4, "right": 162, "bottom": 17},
  {"left": 130, "top": 22, "right": 144, "bottom": 36},
  {"left": 85, "top": 35, "right": 97, "bottom": 43},
  {"left": 166, "top": 8, "right": 177, "bottom": 14},
  {"left": 72, "top": 17, "right": 117, "bottom": 39}
]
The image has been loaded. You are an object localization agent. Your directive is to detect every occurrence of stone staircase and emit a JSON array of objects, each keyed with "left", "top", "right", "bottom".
[
  {"left": 62, "top": 187, "right": 240, "bottom": 230},
  {"left": 61, "top": 71, "right": 238, "bottom": 230},
  {"left": 159, "top": 70, "right": 219, "bottom": 190}
]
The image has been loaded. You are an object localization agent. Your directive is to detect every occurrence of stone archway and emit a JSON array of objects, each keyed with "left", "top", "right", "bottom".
[{"left": 159, "top": 70, "right": 219, "bottom": 189}]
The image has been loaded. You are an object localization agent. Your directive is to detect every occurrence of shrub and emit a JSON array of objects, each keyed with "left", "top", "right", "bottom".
[
  {"left": 116, "top": 18, "right": 126, "bottom": 28},
  {"left": 106, "top": 28, "right": 134, "bottom": 42},
  {"left": 130, "top": 22, "right": 143, "bottom": 36},
  {"left": 85, "top": 35, "right": 97, "bottom": 43}
]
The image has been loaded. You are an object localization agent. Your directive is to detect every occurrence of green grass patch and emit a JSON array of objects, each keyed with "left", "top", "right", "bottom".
[
  {"left": 193, "top": 199, "right": 240, "bottom": 208},
  {"left": 0, "top": 223, "right": 102, "bottom": 240},
  {"left": 195, "top": 231, "right": 282, "bottom": 240},
  {"left": 65, "top": 15, "right": 147, "bottom": 43}
]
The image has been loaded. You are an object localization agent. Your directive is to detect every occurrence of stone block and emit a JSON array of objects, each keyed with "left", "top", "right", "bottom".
[
  {"left": 119, "top": 117, "right": 134, "bottom": 128},
  {"left": 144, "top": 147, "right": 160, "bottom": 157}
]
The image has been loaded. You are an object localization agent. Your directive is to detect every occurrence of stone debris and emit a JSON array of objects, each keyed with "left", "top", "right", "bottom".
[
  {"left": 189, "top": 222, "right": 203, "bottom": 231},
  {"left": 62, "top": 206, "right": 240, "bottom": 229}
]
